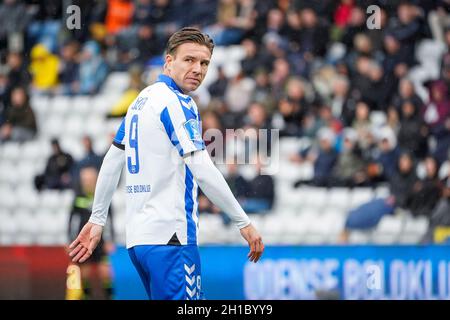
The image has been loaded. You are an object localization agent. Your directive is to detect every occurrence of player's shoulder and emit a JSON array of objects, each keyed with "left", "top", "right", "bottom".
[{"left": 141, "top": 82, "right": 180, "bottom": 105}]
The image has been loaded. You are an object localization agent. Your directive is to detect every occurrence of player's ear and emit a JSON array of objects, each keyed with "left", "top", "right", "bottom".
[{"left": 165, "top": 54, "right": 173, "bottom": 72}]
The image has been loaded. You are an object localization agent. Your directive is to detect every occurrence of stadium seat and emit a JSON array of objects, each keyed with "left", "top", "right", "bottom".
[
  {"left": 60, "top": 137, "right": 84, "bottom": 159},
  {"left": 71, "top": 96, "right": 92, "bottom": 115},
  {"left": 64, "top": 115, "right": 85, "bottom": 138},
  {"left": 284, "top": 212, "right": 316, "bottom": 244},
  {"left": 372, "top": 215, "right": 404, "bottom": 244},
  {"left": 2, "top": 142, "right": 21, "bottom": 162},
  {"left": 16, "top": 161, "right": 36, "bottom": 185},
  {"left": 39, "top": 190, "right": 63, "bottom": 211},
  {"left": 15, "top": 209, "right": 39, "bottom": 245},
  {"left": 263, "top": 214, "right": 292, "bottom": 244},
  {"left": 101, "top": 72, "right": 130, "bottom": 93},
  {"left": 328, "top": 188, "right": 351, "bottom": 210},
  {"left": 50, "top": 95, "right": 72, "bottom": 116},
  {"left": 300, "top": 187, "right": 329, "bottom": 212},
  {"left": 36, "top": 209, "right": 65, "bottom": 245},
  {"left": 349, "top": 188, "right": 374, "bottom": 208},
  {"left": 0, "top": 186, "right": 18, "bottom": 212},
  {"left": 21, "top": 140, "right": 43, "bottom": 161},
  {"left": 0, "top": 210, "right": 18, "bottom": 245},
  {"left": 278, "top": 137, "right": 301, "bottom": 158},
  {"left": 60, "top": 189, "right": 75, "bottom": 209},
  {"left": 374, "top": 185, "right": 390, "bottom": 199},
  {"left": 15, "top": 186, "right": 39, "bottom": 210},
  {"left": 43, "top": 114, "right": 65, "bottom": 137},
  {"left": 348, "top": 230, "right": 372, "bottom": 244},
  {"left": 399, "top": 215, "right": 430, "bottom": 244},
  {"left": 30, "top": 95, "right": 50, "bottom": 115},
  {"left": 85, "top": 116, "right": 107, "bottom": 137}
]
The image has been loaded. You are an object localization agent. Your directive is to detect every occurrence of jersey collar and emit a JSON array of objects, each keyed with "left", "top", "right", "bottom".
[{"left": 157, "top": 74, "right": 184, "bottom": 93}]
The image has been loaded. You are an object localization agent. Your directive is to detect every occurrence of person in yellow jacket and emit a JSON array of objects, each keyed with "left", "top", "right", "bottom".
[{"left": 29, "top": 44, "right": 59, "bottom": 93}]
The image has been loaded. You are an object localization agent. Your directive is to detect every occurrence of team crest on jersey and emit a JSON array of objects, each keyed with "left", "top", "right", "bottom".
[{"left": 183, "top": 119, "right": 202, "bottom": 142}]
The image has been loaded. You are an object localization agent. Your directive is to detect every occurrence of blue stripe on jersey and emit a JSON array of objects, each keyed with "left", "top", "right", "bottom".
[
  {"left": 114, "top": 118, "right": 126, "bottom": 144},
  {"left": 184, "top": 166, "right": 197, "bottom": 245},
  {"left": 178, "top": 99, "right": 206, "bottom": 152},
  {"left": 160, "top": 107, "right": 184, "bottom": 157}
]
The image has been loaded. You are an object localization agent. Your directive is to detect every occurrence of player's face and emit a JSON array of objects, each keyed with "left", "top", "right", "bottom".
[{"left": 165, "top": 42, "right": 211, "bottom": 93}]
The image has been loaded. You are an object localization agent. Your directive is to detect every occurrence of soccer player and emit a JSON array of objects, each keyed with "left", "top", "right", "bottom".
[{"left": 68, "top": 27, "right": 264, "bottom": 300}]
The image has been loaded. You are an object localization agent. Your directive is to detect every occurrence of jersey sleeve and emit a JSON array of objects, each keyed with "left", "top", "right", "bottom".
[
  {"left": 159, "top": 99, "right": 205, "bottom": 157},
  {"left": 113, "top": 118, "right": 125, "bottom": 150}
]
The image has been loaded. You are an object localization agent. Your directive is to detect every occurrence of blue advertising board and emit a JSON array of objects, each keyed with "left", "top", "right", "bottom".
[{"left": 110, "top": 245, "right": 450, "bottom": 300}]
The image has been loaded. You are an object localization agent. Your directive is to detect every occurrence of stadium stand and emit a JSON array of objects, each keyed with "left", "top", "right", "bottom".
[{"left": 0, "top": 0, "right": 449, "bottom": 248}]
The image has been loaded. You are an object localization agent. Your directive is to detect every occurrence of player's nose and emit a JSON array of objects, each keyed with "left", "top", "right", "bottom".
[{"left": 191, "top": 61, "right": 202, "bottom": 74}]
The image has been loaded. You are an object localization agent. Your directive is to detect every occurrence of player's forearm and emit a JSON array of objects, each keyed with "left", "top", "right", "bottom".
[
  {"left": 89, "top": 144, "right": 124, "bottom": 226},
  {"left": 185, "top": 150, "right": 251, "bottom": 229}
]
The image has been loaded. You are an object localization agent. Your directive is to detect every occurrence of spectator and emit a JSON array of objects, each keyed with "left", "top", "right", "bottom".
[
  {"left": 57, "top": 40, "right": 81, "bottom": 96},
  {"left": 421, "top": 162, "right": 450, "bottom": 243},
  {"left": 251, "top": 68, "right": 275, "bottom": 113},
  {"left": 26, "top": 0, "right": 62, "bottom": 52},
  {"left": 352, "top": 100, "right": 372, "bottom": 151},
  {"left": 226, "top": 159, "right": 275, "bottom": 213},
  {"left": 423, "top": 79, "right": 450, "bottom": 131},
  {"left": 271, "top": 97, "right": 303, "bottom": 137},
  {"left": 105, "top": 0, "right": 134, "bottom": 35},
  {"left": 224, "top": 71, "right": 255, "bottom": 115},
  {"left": 409, "top": 156, "right": 442, "bottom": 218},
  {"left": 390, "top": 78, "right": 424, "bottom": 112},
  {"left": 333, "top": 0, "right": 354, "bottom": 29},
  {"left": 386, "top": 1, "right": 424, "bottom": 66},
  {"left": 204, "top": 0, "right": 256, "bottom": 46},
  {"left": 34, "top": 138, "right": 74, "bottom": 191},
  {"left": 330, "top": 128, "right": 367, "bottom": 187},
  {"left": 330, "top": 75, "right": 355, "bottom": 126},
  {"left": 6, "top": 51, "right": 31, "bottom": 90},
  {"left": 208, "top": 66, "right": 229, "bottom": 99},
  {"left": 339, "top": 152, "right": 418, "bottom": 243},
  {"left": 0, "top": 86, "right": 37, "bottom": 143},
  {"left": 293, "top": 127, "right": 338, "bottom": 187},
  {"left": 366, "top": 126, "right": 401, "bottom": 184},
  {"left": 0, "top": 68, "right": 9, "bottom": 126},
  {"left": 78, "top": 41, "right": 108, "bottom": 95},
  {"left": 397, "top": 99, "right": 429, "bottom": 159},
  {"left": 77, "top": 136, "right": 104, "bottom": 172},
  {"left": 29, "top": 43, "right": 59, "bottom": 94},
  {"left": 0, "top": 0, "right": 32, "bottom": 53},
  {"left": 341, "top": 6, "right": 367, "bottom": 48},
  {"left": 433, "top": 116, "right": 450, "bottom": 165}
]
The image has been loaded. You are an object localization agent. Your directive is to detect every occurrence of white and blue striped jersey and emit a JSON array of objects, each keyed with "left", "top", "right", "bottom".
[{"left": 113, "top": 75, "right": 205, "bottom": 248}]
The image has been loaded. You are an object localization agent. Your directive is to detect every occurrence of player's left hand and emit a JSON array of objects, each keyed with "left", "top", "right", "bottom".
[
  {"left": 240, "top": 223, "right": 264, "bottom": 263},
  {"left": 69, "top": 222, "right": 103, "bottom": 263}
]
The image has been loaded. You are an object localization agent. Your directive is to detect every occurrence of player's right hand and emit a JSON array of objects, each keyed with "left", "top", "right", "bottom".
[
  {"left": 240, "top": 223, "right": 264, "bottom": 263},
  {"left": 68, "top": 222, "right": 103, "bottom": 263}
]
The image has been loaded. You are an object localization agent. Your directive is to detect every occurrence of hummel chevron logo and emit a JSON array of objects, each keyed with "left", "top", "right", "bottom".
[
  {"left": 185, "top": 275, "right": 195, "bottom": 287},
  {"left": 186, "top": 286, "right": 197, "bottom": 298},
  {"left": 184, "top": 264, "right": 195, "bottom": 275}
]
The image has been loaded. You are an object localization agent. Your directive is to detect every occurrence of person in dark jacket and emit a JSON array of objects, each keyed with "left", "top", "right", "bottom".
[
  {"left": 397, "top": 99, "right": 429, "bottom": 159},
  {"left": 0, "top": 86, "right": 37, "bottom": 143},
  {"left": 227, "top": 159, "right": 275, "bottom": 214},
  {"left": 34, "top": 138, "right": 74, "bottom": 191},
  {"left": 409, "top": 156, "right": 442, "bottom": 218}
]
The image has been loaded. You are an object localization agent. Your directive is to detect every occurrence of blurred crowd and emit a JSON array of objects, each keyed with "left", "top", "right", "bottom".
[{"left": 0, "top": 0, "right": 449, "bottom": 243}]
